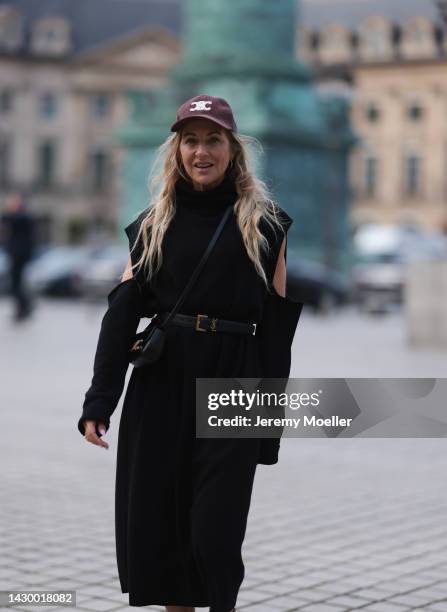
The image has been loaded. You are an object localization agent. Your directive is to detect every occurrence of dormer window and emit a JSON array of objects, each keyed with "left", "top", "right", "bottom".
[
  {"left": 357, "top": 16, "right": 394, "bottom": 62},
  {"left": 318, "top": 24, "right": 352, "bottom": 64},
  {"left": 400, "top": 17, "right": 436, "bottom": 59},
  {"left": 31, "top": 17, "right": 71, "bottom": 57},
  {"left": 0, "top": 6, "right": 23, "bottom": 51}
]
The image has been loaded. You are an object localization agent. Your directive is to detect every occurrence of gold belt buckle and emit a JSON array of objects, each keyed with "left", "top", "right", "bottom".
[
  {"left": 131, "top": 339, "right": 144, "bottom": 352},
  {"left": 195, "top": 314, "right": 218, "bottom": 332},
  {"left": 195, "top": 313, "right": 207, "bottom": 332}
]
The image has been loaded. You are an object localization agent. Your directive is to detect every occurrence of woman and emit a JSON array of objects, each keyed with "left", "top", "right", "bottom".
[{"left": 77, "top": 94, "right": 302, "bottom": 612}]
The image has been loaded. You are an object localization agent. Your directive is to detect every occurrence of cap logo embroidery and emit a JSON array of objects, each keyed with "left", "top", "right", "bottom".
[{"left": 190, "top": 100, "right": 212, "bottom": 112}]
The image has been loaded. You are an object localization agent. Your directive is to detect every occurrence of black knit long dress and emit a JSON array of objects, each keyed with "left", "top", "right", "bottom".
[{"left": 78, "top": 173, "right": 300, "bottom": 612}]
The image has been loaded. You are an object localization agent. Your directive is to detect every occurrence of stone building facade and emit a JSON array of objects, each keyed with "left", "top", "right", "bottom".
[
  {"left": 297, "top": 0, "right": 447, "bottom": 232},
  {"left": 0, "top": 0, "right": 180, "bottom": 241},
  {"left": 1, "top": 0, "right": 446, "bottom": 241}
]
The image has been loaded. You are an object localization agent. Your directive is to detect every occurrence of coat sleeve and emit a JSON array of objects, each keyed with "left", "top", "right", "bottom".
[
  {"left": 256, "top": 204, "right": 303, "bottom": 465},
  {"left": 77, "top": 278, "right": 144, "bottom": 436}
]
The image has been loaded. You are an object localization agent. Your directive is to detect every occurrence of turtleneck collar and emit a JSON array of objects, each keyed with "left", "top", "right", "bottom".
[{"left": 174, "top": 172, "right": 238, "bottom": 213}]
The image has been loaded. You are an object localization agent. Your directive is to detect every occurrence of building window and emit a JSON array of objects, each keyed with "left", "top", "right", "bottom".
[
  {"left": 407, "top": 102, "right": 423, "bottom": 121},
  {"left": 0, "top": 89, "right": 13, "bottom": 113},
  {"left": 0, "top": 7, "right": 23, "bottom": 51},
  {"left": 39, "top": 92, "right": 58, "bottom": 119},
  {"left": 89, "top": 150, "right": 110, "bottom": 192},
  {"left": 365, "top": 29, "right": 386, "bottom": 55},
  {"left": 91, "top": 93, "right": 111, "bottom": 119},
  {"left": 37, "top": 141, "right": 56, "bottom": 188},
  {"left": 404, "top": 154, "right": 422, "bottom": 197},
  {"left": 0, "top": 139, "right": 10, "bottom": 187},
  {"left": 366, "top": 102, "right": 380, "bottom": 123},
  {"left": 365, "top": 155, "right": 378, "bottom": 197},
  {"left": 31, "top": 17, "right": 71, "bottom": 56},
  {"left": 357, "top": 17, "right": 393, "bottom": 61}
]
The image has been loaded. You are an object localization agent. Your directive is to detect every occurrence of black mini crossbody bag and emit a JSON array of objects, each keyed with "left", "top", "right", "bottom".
[{"left": 128, "top": 205, "right": 233, "bottom": 368}]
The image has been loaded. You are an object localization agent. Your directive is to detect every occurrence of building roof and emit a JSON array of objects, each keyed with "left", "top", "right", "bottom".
[
  {"left": 0, "top": 0, "right": 444, "bottom": 58},
  {"left": 299, "top": 0, "right": 445, "bottom": 30},
  {"left": 0, "top": 0, "right": 182, "bottom": 55}
]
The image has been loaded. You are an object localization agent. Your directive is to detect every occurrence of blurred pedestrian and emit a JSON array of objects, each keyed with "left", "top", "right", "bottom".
[
  {"left": 0, "top": 192, "right": 35, "bottom": 322},
  {"left": 77, "top": 94, "right": 302, "bottom": 612}
]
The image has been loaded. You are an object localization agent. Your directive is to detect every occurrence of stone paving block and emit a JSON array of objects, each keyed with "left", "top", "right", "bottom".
[
  {"left": 281, "top": 576, "right": 328, "bottom": 590},
  {"left": 388, "top": 593, "right": 443, "bottom": 608},
  {"left": 256, "top": 582, "right": 299, "bottom": 596},
  {"left": 323, "top": 594, "right": 372, "bottom": 608},
  {"left": 353, "top": 587, "right": 401, "bottom": 601},
  {"left": 298, "top": 604, "right": 346, "bottom": 611},
  {"left": 428, "top": 582, "right": 447, "bottom": 595},
  {"left": 1, "top": 574, "right": 36, "bottom": 590},
  {"left": 360, "top": 603, "right": 410, "bottom": 612},
  {"left": 237, "top": 587, "right": 277, "bottom": 604},
  {"left": 423, "top": 602, "right": 447, "bottom": 612},
  {"left": 267, "top": 598, "right": 313, "bottom": 610},
  {"left": 407, "top": 587, "right": 447, "bottom": 603},
  {"left": 239, "top": 604, "right": 284, "bottom": 612},
  {"left": 75, "top": 598, "right": 123, "bottom": 611},
  {"left": 287, "top": 588, "right": 333, "bottom": 603},
  {"left": 70, "top": 571, "right": 116, "bottom": 584},
  {"left": 265, "top": 594, "right": 313, "bottom": 609},
  {"left": 79, "top": 586, "right": 122, "bottom": 598},
  {"left": 7, "top": 607, "right": 54, "bottom": 612},
  {"left": 340, "top": 574, "right": 385, "bottom": 588},
  {"left": 315, "top": 581, "right": 360, "bottom": 595},
  {"left": 0, "top": 567, "right": 25, "bottom": 581}
]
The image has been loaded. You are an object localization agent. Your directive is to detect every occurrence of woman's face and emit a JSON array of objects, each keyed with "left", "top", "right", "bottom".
[{"left": 178, "top": 118, "right": 233, "bottom": 191}]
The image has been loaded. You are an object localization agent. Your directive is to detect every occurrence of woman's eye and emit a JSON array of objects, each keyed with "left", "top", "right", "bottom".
[{"left": 183, "top": 137, "right": 220, "bottom": 145}]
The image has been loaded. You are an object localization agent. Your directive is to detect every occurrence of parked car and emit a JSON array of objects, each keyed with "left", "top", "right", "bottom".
[
  {"left": 80, "top": 244, "right": 129, "bottom": 300},
  {"left": 352, "top": 224, "right": 447, "bottom": 313},
  {"left": 352, "top": 251, "right": 404, "bottom": 312},
  {"left": 25, "top": 246, "right": 91, "bottom": 297},
  {"left": 286, "top": 258, "right": 350, "bottom": 312}
]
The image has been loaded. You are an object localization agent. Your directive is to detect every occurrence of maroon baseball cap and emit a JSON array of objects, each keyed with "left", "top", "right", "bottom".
[{"left": 170, "top": 94, "right": 237, "bottom": 133}]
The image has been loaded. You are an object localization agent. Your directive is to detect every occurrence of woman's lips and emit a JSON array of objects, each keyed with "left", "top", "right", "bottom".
[{"left": 195, "top": 166, "right": 213, "bottom": 172}]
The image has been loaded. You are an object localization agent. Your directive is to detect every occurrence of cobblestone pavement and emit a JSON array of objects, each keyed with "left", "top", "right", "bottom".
[{"left": 1, "top": 299, "right": 447, "bottom": 612}]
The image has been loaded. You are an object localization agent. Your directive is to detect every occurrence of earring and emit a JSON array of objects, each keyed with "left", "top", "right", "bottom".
[{"left": 228, "top": 159, "right": 234, "bottom": 169}]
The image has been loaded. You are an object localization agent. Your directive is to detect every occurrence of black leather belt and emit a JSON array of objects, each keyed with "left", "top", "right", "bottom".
[{"left": 159, "top": 312, "right": 257, "bottom": 335}]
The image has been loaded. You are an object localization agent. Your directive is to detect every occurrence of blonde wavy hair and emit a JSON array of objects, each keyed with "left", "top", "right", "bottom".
[{"left": 129, "top": 127, "right": 286, "bottom": 290}]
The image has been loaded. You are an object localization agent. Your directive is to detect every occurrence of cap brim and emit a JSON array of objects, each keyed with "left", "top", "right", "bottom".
[{"left": 170, "top": 115, "right": 235, "bottom": 132}]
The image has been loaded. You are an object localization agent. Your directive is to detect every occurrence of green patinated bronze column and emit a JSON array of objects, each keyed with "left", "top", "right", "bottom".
[{"left": 117, "top": 0, "right": 355, "bottom": 269}]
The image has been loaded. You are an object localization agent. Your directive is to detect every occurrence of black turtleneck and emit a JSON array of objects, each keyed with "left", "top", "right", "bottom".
[{"left": 174, "top": 173, "right": 238, "bottom": 214}]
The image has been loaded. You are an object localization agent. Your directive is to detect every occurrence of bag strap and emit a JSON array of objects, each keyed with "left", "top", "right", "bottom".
[{"left": 160, "top": 205, "right": 233, "bottom": 329}]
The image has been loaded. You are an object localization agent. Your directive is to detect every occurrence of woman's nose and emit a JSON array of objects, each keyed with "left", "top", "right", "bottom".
[{"left": 195, "top": 142, "right": 209, "bottom": 156}]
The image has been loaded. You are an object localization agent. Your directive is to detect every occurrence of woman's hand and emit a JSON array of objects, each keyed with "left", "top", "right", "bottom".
[{"left": 83, "top": 420, "right": 109, "bottom": 449}]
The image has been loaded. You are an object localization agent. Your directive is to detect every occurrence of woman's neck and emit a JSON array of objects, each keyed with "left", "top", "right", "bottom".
[
  {"left": 191, "top": 176, "right": 225, "bottom": 192},
  {"left": 175, "top": 173, "right": 238, "bottom": 212}
]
